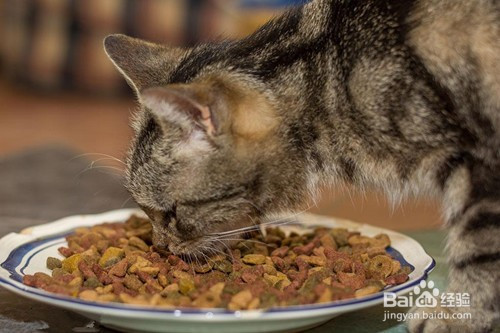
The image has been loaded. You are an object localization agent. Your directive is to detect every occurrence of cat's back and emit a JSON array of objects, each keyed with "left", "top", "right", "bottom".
[{"left": 408, "top": 0, "right": 500, "bottom": 141}]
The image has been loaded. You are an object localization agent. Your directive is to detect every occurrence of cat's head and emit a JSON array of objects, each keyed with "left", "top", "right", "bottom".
[{"left": 104, "top": 35, "right": 308, "bottom": 256}]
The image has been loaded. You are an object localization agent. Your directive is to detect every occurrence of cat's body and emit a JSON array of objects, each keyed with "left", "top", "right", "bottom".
[{"left": 104, "top": 0, "right": 500, "bottom": 331}]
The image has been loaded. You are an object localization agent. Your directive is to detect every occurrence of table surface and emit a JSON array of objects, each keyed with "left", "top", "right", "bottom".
[{"left": 0, "top": 147, "right": 497, "bottom": 333}]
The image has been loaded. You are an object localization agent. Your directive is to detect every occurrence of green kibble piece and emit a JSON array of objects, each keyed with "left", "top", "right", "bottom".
[
  {"left": 83, "top": 277, "right": 101, "bottom": 288},
  {"left": 46, "top": 257, "right": 62, "bottom": 270},
  {"left": 214, "top": 260, "right": 233, "bottom": 273},
  {"left": 51, "top": 267, "right": 65, "bottom": 278},
  {"left": 338, "top": 246, "right": 352, "bottom": 254},
  {"left": 331, "top": 228, "right": 349, "bottom": 247},
  {"left": 179, "top": 278, "right": 195, "bottom": 295},
  {"left": 123, "top": 274, "right": 143, "bottom": 291}
]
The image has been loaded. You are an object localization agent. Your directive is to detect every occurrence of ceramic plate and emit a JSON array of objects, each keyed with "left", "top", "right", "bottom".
[{"left": 0, "top": 209, "right": 434, "bottom": 333}]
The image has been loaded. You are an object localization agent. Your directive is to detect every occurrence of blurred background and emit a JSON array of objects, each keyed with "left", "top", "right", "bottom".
[{"left": 0, "top": 0, "right": 442, "bottom": 232}]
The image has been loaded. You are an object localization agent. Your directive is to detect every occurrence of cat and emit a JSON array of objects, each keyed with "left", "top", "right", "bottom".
[{"left": 104, "top": 0, "right": 500, "bottom": 331}]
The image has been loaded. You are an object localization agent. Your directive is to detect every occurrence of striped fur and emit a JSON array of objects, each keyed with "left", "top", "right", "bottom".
[{"left": 105, "top": 0, "right": 500, "bottom": 331}]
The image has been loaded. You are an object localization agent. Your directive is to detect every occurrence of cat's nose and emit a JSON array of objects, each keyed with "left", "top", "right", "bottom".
[{"left": 175, "top": 221, "right": 196, "bottom": 236}]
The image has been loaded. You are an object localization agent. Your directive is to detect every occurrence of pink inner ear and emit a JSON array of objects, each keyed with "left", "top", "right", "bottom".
[
  {"left": 199, "top": 105, "right": 216, "bottom": 136},
  {"left": 141, "top": 87, "right": 217, "bottom": 137}
]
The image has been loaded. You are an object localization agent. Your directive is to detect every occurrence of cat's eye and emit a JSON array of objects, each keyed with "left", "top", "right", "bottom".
[{"left": 139, "top": 204, "right": 176, "bottom": 228}]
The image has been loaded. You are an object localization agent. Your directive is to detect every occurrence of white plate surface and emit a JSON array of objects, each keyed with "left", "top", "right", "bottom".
[{"left": 0, "top": 209, "right": 435, "bottom": 333}]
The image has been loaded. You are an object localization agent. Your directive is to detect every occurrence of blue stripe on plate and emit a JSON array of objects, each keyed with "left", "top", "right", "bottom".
[{"left": 0, "top": 232, "right": 434, "bottom": 316}]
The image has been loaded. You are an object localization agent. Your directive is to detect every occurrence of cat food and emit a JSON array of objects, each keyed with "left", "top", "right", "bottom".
[{"left": 23, "top": 215, "right": 411, "bottom": 309}]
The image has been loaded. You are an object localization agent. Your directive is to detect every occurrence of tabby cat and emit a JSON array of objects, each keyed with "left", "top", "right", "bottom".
[{"left": 104, "top": 0, "right": 500, "bottom": 331}]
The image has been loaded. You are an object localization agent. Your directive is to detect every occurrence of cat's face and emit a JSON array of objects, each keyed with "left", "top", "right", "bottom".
[{"left": 104, "top": 35, "right": 284, "bottom": 256}]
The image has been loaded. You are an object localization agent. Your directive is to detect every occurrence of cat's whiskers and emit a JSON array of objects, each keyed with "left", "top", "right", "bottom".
[
  {"left": 201, "top": 242, "right": 228, "bottom": 260},
  {"left": 188, "top": 253, "right": 197, "bottom": 276},
  {"left": 208, "top": 205, "right": 313, "bottom": 238},
  {"left": 198, "top": 249, "right": 212, "bottom": 266},
  {"left": 120, "top": 196, "right": 133, "bottom": 208},
  {"left": 211, "top": 238, "right": 235, "bottom": 262},
  {"left": 70, "top": 153, "right": 126, "bottom": 165},
  {"left": 77, "top": 165, "right": 125, "bottom": 179},
  {"left": 206, "top": 236, "right": 267, "bottom": 247}
]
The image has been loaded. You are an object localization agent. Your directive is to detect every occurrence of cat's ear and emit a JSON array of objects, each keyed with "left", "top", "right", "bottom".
[
  {"left": 141, "top": 86, "right": 221, "bottom": 139},
  {"left": 104, "top": 34, "right": 184, "bottom": 94},
  {"left": 142, "top": 79, "right": 279, "bottom": 146}
]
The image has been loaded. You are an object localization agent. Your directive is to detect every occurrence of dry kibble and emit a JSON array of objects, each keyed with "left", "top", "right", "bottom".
[
  {"left": 374, "top": 234, "right": 391, "bottom": 248},
  {"left": 228, "top": 290, "right": 253, "bottom": 310},
  {"left": 23, "top": 215, "right": 411, "bottom": 310},
  {"left": 214, "top": 260, "right": 233, "bottom": 273},
  {"left": 99, "top": 247, "right": 125, "bottom": 268},
  {"left": 163, "top": 283, "right": 179, "bottom": 293},
  {"left": 158, "top": 274, "right": 168, "bottom": 287},
  {"left": 108, "top": 259, "right": 128, "bottom": 277},
  {"left": 179, "top": 278, "right": 195, "bottom": 295},
  {"left": 317, "top": 287, "right": 333, "bottom": 303},
  {"left": 319, "top": 234, "right": 337, "bottom": 249},
  {"left": 119, "top": 293, "right": 149, "bottom": 305},
  {"left": 369, "top": 255, "right": 393, "bottom": 278},
  {"left": 247, "top": 297, "right": 260, "bottom": 310},
  {"left": 263, "top": 264, "right": 277, "bottom": 275},
  {"left": 242, "top": 254, "right": 266, "bottom": 265},
  {"left": 79, "top": 290, "right": 98, "bottom": 301},
  {"left": 271, "top": 246, "right": 289, "bottom": 258},
  {"left": 193, "top": 263, "right": 213, "bottom": 273},
  {"left": 128, "top": 256, "right": 152, "bottom": 273},
  {"left": 98, "top": 293, "right": 116, "bottom": 302},
  {"left": 391, "top": 259, "right": 401, "bottom": 275},
  {"left": 68, "top": 277, "right": 83, "bottom": 288},
  {"left": 138, "top": 266, "right": 160, "bottom": 276},
  {"left": 123, "top": 274, "right": 143, "bottom": 291},
  {"left": 46, "top": 257, "right": 62, "bottom": 270},
  {"left": 354, "top": 285, "right": 381, "bottom": 298},
  {"left": 83, "top": 277, "right": 101, "bottom": 288},
  {"left": 61, "top": 254, "right": 83, "bottom": 273},
  {"left": 128, "top": 236, "right": 150, "bottom": 252},
  {"left": 306, "top": 256, "right": 326, "bottom": 266}
]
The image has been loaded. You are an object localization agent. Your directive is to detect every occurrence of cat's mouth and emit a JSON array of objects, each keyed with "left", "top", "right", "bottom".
[
  {"left": 167, "top": 238, "right": 239, "bottom": 259},
  {"left": 152, "top": 221, "right": 256, "bottom": 259},
  {"left": 155, "top": 233, "right": 239, "bottom": 260}
]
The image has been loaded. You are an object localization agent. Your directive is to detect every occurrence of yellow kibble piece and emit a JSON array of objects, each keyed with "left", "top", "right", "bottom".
[
  {"left": 68, "top": 277, "right": 82, "bottom": 288},
  {"left": 242, "top": 254, "right": 266, "bottom": 265},
  {"left": 247, "top": 297, "right": 260, "bottom": 310},
  {"left": 79, "top": 290, "right": 98, "bottom": 301},
  {"left": 97, "top": 293, "right": 116, "bottom": 302},
  {"left": 355, "top": 285, "right": 381, "bottom": 298},
  {"left": 61, "top": 254, "right": 82, "bottom": 273},
  {"left": 163, "top": 283, "right": 179, "bottom": 293},
  {"left": 318, "top": 288, "right": 332, "bottom": 303},
  {"left": 264, "top": 273, "right": 281, "bottom": 286},
  {"left": 128, "top": 256, "right": 151, "bottom": 273},
  {"left": 138, "top": 266, "right": 160, "bottom": 276},
  {"left": 128, "top": 236, "right": 150, "bottom": 252},
  {"left": 228, "top": 290, "right": 253, "bottom": 310},
  {"left": 179, "top": 278, "right": 195, "bottom": 295},
  {"left": 99, "top": 247, "right": 125, "bottom": 268}
]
